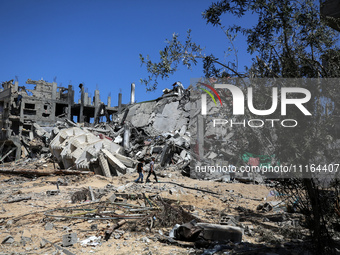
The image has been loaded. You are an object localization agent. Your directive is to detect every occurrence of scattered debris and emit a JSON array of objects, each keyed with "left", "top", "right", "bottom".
[
  {"left": 0, "top": 79, "right": 319, "bottom": 254},
  {"left": 62, "top": 233, "right": 78, "bottom": 247}
]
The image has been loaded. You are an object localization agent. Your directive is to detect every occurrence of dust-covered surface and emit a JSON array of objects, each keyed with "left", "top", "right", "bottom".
[{"left": 0, "top": 165, "right": 313, "bottom": 255}]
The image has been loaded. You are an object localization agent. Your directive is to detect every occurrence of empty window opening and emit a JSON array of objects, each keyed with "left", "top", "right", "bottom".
[
  {"left": 42, "top": 104, "right": 51, "bottom": 117},
  {"left": 25, "top": 103, "right": 35, "bottom": 109}
]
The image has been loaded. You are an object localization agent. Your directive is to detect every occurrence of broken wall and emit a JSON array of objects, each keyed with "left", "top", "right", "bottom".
[{"left": 122, "top": 97, "right": 191, "bottom": 136}]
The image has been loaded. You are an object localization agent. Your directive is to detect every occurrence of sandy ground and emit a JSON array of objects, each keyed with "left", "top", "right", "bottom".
[{"left": 0, "top": 167, "right": 301, "bottom": 255}]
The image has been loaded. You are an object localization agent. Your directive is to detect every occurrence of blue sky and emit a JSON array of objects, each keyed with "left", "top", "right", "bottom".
[{"left": 0, "top": 0, "right": 254, "bottom": 105}]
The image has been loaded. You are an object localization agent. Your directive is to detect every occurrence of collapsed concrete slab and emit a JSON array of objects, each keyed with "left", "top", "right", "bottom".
[
  {"left": 122, "top": 94, "right": 190, "bottom": 136},
  {"left": 101, "top": 149, "right": 127, "bottom": 174},
  {"left": 50, "top": 127, "right": 124, "bottom": 174},
  {"left": 174, "top": 221, "right": 243, "bottom": 244},
  {"left": 196, "top": 223, "right": 243, "bottom": 243}
]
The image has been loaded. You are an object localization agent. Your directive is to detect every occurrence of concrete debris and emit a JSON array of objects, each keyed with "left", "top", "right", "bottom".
[
  {"left": 44, "top": 222, "right": 54, "bottom": 231},
  {"left": 2, "top": 235, "right": 14, "bottom": 244},
  {"left": 80, "top": 236, "right": 101, "bottom": 246},
  {"left": 257, "top": 202, "right": 273, "bottom": 212},
  {"left": 173, "top": 221, "right": 243, "bottom": 244},
  {"left": 0, "top": 79, "right": 319, "bottom": 254},
  {"left": 0, "top": 79, "right": 193, "bottom": 177},
  {"left": 0, "top": 166, "right": 317, "bottom": 254},
  {"left": 71, "top": 188, "right": 93, "bottom": 203},
  {"left": 62, "top": 233, "right": 77, "bottom": 247},
  {"left": 196, "top": 223, "right": 243, "bottom": 243}
]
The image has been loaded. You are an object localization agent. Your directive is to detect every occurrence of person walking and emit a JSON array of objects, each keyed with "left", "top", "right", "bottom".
[
  {"left": 146, "top": 157, "right": 158, "bottom": 183},
  {"left": 134, "top": 159, "right": 144, "bottom": 183}
]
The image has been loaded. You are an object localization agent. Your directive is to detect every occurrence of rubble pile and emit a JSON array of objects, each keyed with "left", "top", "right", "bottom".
[
  {"left": 0, "top": 84, "right": 192, "bottom": 179},
  {"left": 44, "top": 88, "right": 193, "bottom": 178},
  {"left": 0, "top": 81, "right": 327, "bottom": 254},
  {"left": 0, "top": 171, "right": 314, "bottom": 254}
]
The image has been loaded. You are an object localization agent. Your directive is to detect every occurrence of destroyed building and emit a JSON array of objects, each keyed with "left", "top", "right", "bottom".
[
  {"left": 0, "top": 78, "right": 192, "bottom": 179},
  {"left": 0, "top": 79, "right": 118, "bottom": 161}
]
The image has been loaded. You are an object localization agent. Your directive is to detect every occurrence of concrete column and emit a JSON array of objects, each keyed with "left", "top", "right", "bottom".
[
  {"left": 14, "top": 81, "right": 18, "bottom": 91},
  {"left": 160, "top": 144, "right": 171, "bottom": 167},
  {"left": 84, "top": 92, "right": 88, "bottom": 106},
  {"left": 94, "top": 90, "right": 100, "bottom": 123},
  {"left": 107, "top": 96, "right": 111, "bottom": 107},
  {"left": 118, "top": 93, "right": 122, "bottom": 114},
  {"left": 79, "top": 85, "right": 85, "bottom": 123},
  {"left": 12, "top": 138, "right": 21, "bottom": 161},
  {"left": 67, "top": 85, "right": 73, "bottom": 121},
  {"left": 52, "top": 82, "right": 57, "bottom": 100},
  {"left": 123, "top": 124, "right": 130, "bottom": 150},
  {"left": 52, "top": 82, "right": 57, "bottom": 121},
  {"left": 130, "top": 83, "right": 135, "bottom": 104}
]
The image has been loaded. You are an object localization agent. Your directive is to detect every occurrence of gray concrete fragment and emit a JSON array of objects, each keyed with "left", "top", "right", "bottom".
[
  {"left": 1, "top": 235, "right": 14, "bottom": 244},
  {"left": 196, "top": 223, "right": 243, "bottom": 243},
  {"left": 62, "top": 233, "right": 77, "bottom": 247},
  {"left": 102, "top": 149, "right": 126, "bottom": 174},
  {"left": 123, "top": 125, "right": 130, "bottom": 149},
  {"left": 160, "top": 144, "right": 171, "bottom": 167},
  {"left": 107, "top": 193, "right": 117, "bottom": 203},
  {"left": 179, "top": 125, "right": 187, "bottom": 136},
  {"left": 45, "top": 222, "right": 54, "bottom": 230},
  {"left": 50, "top": 127, "right": 123, "bottom": 172},
  {"left": 180, "top": 150, "right": 187, "bottom": 159},
  {"left": 111, "top": 152, "right": 137, "bottom": 168},
  {"left": 40, "top": 238, "right": 47, "bottom": 248},
  {"left": 98, "top": 153, "right": 111, "bottom": 178}
]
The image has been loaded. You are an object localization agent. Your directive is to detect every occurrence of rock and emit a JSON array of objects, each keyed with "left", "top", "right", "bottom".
[
  {"left": 108, "top": 193, "right": 117, "bottom": 203},
  {"left": 45, "top": 222, "right": 54, "bottom": 230},
  {"left": 141, "top": 236, "right": 150, "bottom": 243},
  {"left": 40, "top": 239, "right": 47, "bottom": 248},
  {"left": 2, "top": 235, "right": 14, "bottom": 244},
  {"left": 21, "top": 229, "right": 32, "bottom": 245},
  {"left": 57, "top": 178, "right": 68, "bottom": 186}
]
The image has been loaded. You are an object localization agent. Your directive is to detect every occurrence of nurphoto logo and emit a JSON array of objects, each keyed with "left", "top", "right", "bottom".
[{"left": 200, "top": 82, "right": 312, "bottom": 128}]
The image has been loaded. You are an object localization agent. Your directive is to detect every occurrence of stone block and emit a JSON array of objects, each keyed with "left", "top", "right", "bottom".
[
  {"left": 45, "top": 222, "right": 54, "bottom": 230},
  {"left": 62, "top": 233, "right": 77, "bottom": 247}
]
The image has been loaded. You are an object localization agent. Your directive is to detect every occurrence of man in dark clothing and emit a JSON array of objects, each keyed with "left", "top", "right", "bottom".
[
  {"left": 146, "top": 157, "right": 158, "bottom": 183},
  {"left": 134, "top": 159, "right": 144, "bottom": 183}
]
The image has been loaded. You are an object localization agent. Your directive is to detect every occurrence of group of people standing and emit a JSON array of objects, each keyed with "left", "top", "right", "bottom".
[{"left": 134, "top": 157, "right": 158, "bottom": 183}]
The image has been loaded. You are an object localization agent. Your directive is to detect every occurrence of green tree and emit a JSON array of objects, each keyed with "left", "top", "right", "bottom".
[{"left": 140, "top": 1, "right": 340, "bottom": 254}]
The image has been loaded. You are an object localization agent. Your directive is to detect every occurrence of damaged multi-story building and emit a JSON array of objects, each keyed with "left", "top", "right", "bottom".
[{"left": 0, "top": 78, "right": 119, "bottom": 161}]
